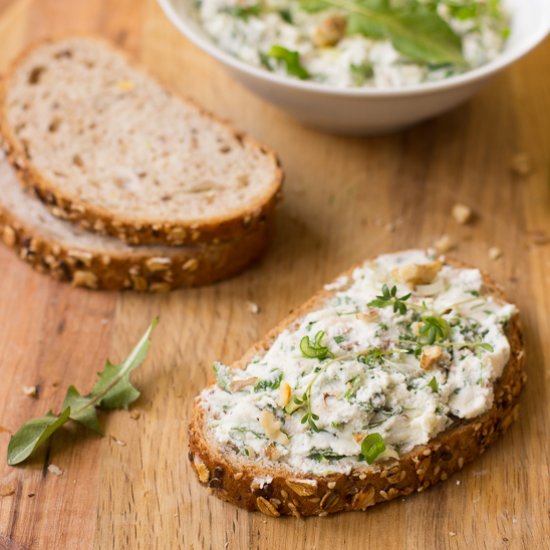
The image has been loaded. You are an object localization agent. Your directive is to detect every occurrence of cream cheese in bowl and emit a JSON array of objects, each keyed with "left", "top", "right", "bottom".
[{"left": 195, "top": 0, "right": 510, "bottom": 90}]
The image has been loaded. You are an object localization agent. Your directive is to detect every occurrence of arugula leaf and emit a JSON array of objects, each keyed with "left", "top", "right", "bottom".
[
  {"left": 7, "top": 319, "right": 157, "bottom": 466},
  {"left": 302, "top": 0, "right": 467, "bottom": 66},
  {"left": 360, "top": 432, "right": 386, "bottom": 464},
  {"left": 7, "top": 409, "right": 71, "bottom": 466},
  {"left": 62, "top": 386, "right": 101, "bottom": 433},
  {"left": 267, "top": 45, "right": 310, "bottom": 79}
]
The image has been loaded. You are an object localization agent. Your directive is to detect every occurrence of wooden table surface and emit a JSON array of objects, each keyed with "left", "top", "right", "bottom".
[{"left": 0, "top": 0, "right": 549, "bottom": 548}]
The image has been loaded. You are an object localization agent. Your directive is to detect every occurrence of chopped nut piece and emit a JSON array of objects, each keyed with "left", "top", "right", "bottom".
[
  {"left": 452, "top": 203, "right": 473, "bottom": 225},
  {"left": 47, "top": 464, "right": 63, "bottom": 476},
  {"left": 129, "top": 409, "right": 141, "bottom": 420},
  {"left": 230, "top": 377, "right": 258, "bottom": 392},
  {"left": 259, "top": 410, "right": 289, "bottom": 445},
  {"left": 110, "top": 435, "right": 126, "bottom": 446},
  {"left": 392, "top": 261, "right": 442, "bottom": 288},
  {"left": 278, "top": 381, "right": 292, "bottom": 407},
  {"left": 21, "top": 385, "right": 38, "bottom": 397},
  {"left": 0, "top": 483, "right": 16, "bottom": 497},
  {"left": 313, "top": 14, "right": 347, "bottom": 47},
  {"left": 510, "top": 153, "right": 532, "bottom": 176},
  {"left": 434, "top": 234, "right": 454, "bottom": 253},
  {"left": 265, "top": 442, "right": 281, "bottom": 460},
  {"left": 356, "top": 310, "right": 379, "bottom": 322},
  {"left": 246, "top": 301, "right": 260, "bottom": 314},
  {"left": 488, "top": 247, "right": 502, "bottom": 260},
  {"left": 420, "top": 346, "right": 442, "bottom": 370}
]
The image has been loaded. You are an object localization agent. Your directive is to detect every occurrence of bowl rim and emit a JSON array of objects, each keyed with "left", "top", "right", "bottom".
[{"left": 158, "top": 0, "right": 550, "bottom": 98}]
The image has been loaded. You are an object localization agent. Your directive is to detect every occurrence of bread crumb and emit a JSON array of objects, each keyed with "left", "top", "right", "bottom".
[
  {"left": 0, "top": 483, "right": 16, "bottom": 497},
  {"left": 385, "top": 222, "right": 396, "bottom": 233},
  {"left": 129, "top": 410, "right": 141, "bottom": 420},
  {"left": 110, "top": 435, "right": 127, "bottom": 446},
  {"left": 47, "top": 464, "right": 63, "bottom": 476},
  {"left": 21, "top": 385, "right": 38, "bottom": 398},
  {"left": 510, "top": 153, "right": 532, "bottom": 176},
  {"left": 449, "top": 531, "right": 457, "bottom": 537},
  {"left": 452, "top": 203, "right": 473, "bottom": 225},
  {"left": 28, "top": 492, "right": 35, "bottom": 498},
  {"left": 247, "top": 301, "right": 260, "bottom": 314},
  {"left": 434, "top": 234, "right": 454, "bottom": 253},
  {"left": 488, "top": 247, "right": 502, "bottom": 260},
  {"left": 456, "top": 480, "right": 461, "bottom": 485}
]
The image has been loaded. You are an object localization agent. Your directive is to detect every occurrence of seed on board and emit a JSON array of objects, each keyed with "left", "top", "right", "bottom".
[
  {"left": 488, "top": 247, "right": 502, "bottom": 260},
  {"left": 246, "top": 301, "right": 260, "bottom": 314},
  {"left": 47, "top": 464, "right": 63, "bottom": 476},
  {"left": 452, "top": 203, "right": 473, "bottom": 225},
  {"left": 510, "top": 153, "right": 532, "bottom": 176},
  {"left": 21, "top": 385, "right": 38, "bottom": 397},
  {"left": 0, "top": 483, "right": 16, "bottom": 497},
  {"left": 434, "top": 234, "right": 454, "bottom": 253}
]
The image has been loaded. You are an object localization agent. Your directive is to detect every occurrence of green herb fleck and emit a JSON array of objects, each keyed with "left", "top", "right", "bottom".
[
  {"left": 254, "top": 372, "right": 283, "bottom": 392},
  {"left": 427, "top": 376, "right": 438, "bottom": 393},
  {"left": 368, "top": 284, "right": 411, "bottom": 315}
]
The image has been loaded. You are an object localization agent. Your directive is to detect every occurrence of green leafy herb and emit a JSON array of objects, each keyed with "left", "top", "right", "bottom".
[
  {"left": 478, "top": 342, "right": 494, "bottom": 352},
  {"left": 427, "top": 376, "right": 438, "bottom": 393},
  {"left": 222, "top": 4, "right": 261, "bottom": 19},
  {"left": 368, "top": 284, "right": 411, "bottom": 315},
  {"left": 360, "top": 432, "right": 386, "bottom": 464},
  {"left": 300, "top": 330, "right": 333, "bottom": 360},
  {"left": 254, "top": 372, "right": 283, "bottom": 392},
  {"left": 350, "top": 62, "right": 374, "bottom": 85},
  {"left": 419, "top": 315, "right": 450, "bottom": 344},
  {"left": 213, "top": 362, "right": 231, "bottom": 391},
  {"left": 278, "top": 7, "right": 293, "bottom": 23},
  {"left": 300, "top": 0, "right": 467, "bottom": 66},
  {"left": 7, "top": 320, "right": 157, "bottom": 466},
  {"left": 308, "top": 448, "right": 346, "bottom": 462},
  {"left": 291, "top": 392, "right": 320, "bottom": 432},
  {"left": 334, "top": 335, "right": 346, "bottom": 344},
  {"left": 267, "top": 45, "right": 310, "bottom": 79}
]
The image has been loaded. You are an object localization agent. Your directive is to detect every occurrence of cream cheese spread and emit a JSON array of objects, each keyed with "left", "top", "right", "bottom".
[
  {"left": 195, "top": 0, "right": 509, "bottom": 89},
  {"left": 200, "top": 250, "right": 516, "bottom": 475}
]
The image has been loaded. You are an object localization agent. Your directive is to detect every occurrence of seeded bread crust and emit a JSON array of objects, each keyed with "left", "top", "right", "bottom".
[
  {"left": 0, "top": 154, "right": 272, "bottom": 291},
  {"left": 0, "top": 37, "right": 284, "bottom": 246},
  {"left": 188, "top": 260, "right": 526, "bottom": 517}
]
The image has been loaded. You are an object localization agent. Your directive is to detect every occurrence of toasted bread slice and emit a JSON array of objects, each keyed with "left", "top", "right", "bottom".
[
  {"left": 0, "top": 37, "right": 283, "bottom": 246},
  {"left": 189, "top": 251, "right": 525, "bottom": 517},
  {"left": 0, "top": 150, "right": 271, "bottom": 290}
]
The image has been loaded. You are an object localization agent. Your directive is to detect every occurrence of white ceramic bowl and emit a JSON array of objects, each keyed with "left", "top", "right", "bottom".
[{"left": 158, "top": 0, "right": 550, "bottom": 134}]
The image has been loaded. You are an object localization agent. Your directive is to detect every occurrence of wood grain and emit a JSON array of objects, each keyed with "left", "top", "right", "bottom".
[{"left": 0, "top": 0, "right": 548, "bottom": 548}]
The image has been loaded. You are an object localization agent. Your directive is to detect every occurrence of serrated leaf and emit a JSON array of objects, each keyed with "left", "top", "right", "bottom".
[
  {"left": 62, "top": 385, "right": 102, "bottom": 433},
  {"left": 7, "top": 408, "right": 71, "bottom": 466},
  {"left": 90, "top": 319, "right": 157, "bottom": 409}
]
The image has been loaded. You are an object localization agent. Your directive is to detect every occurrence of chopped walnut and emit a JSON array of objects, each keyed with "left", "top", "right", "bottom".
[
  {"left": 488, "top": 247, "right": 502, "bottom": 260},
  {"left": 392, "top": 260, "right": 442, "bottom": 288},
  {"left": 313, "top": 14, "right": 347, "bottom": 47},
  {"left": 452, "top": 203, "right": 473, "bottom": 225},
  {"left": 420, "top": 346, "right": 443, "bottom": 370},
  {"left": 230, "top": 377, "right": 258, "bottom": 392},
  {"left": 21, "top": 385, "right": 38, "bottom": 398}
]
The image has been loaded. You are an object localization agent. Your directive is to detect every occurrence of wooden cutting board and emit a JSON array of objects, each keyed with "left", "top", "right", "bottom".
[{"left": 0, "top": 0, "right": 548, "bottom": 548}]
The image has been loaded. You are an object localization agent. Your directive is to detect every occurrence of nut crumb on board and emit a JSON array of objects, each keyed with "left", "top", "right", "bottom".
[
  {"left": 449, "top": 531, "right": 457, "bottom": 537},
  {"left": 246, "top": 301, "right": 260, "bottom": 314},
  {"left": 510, "top": 153, "right": 532, "bottom": 176},
  {"left": 488, "top": 247, "right": 503, "bottom": 260},
  {"left": 0, "top": 483, "right": 16, "bottom": 497},
  {"left": 129, "top": 409, "right": 141, "bottom": 420},
  {"left": 110, "top": 435, "right": 127, "bottom": 446},
  {"left": 47, "top": 464, "right": 63, "bottom": 476},
  {"left": 452, "top": 203, "right": 473, "bottom": 225},
  {"left": 434, "top": 234, "right": 454, "bottom": 253},
  {"left": 21, "top": 385, "right": 38, "bottom": 397}
]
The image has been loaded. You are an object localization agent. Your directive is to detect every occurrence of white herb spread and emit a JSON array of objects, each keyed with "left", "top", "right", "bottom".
[
  {"left": 195, "top": 0, "right": 509, "bottom": 89},
  {"left": 201, "top": 250, "right": 516, "bottom": 474}
]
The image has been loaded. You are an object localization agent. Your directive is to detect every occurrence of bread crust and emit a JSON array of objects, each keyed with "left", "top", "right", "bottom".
[
  {"left": 0, "top": 195, "right": 273, "bottom": 291},
  {"left": 188, "top": 259, "right": 526, "bottom": 517},
  {"left": 0, "top": 36, "right": 284, "bottom": 247}
]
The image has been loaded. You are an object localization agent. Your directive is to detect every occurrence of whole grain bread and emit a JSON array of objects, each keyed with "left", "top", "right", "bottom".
[
  {"left": 0, "top": 37, "right": 283, "bottom": 246},
  {"left": 188, "top": 259, "right": 526, "bottom": 517},
  {"left": 0, "top": 150, "right": 271, "bottom": 291}
]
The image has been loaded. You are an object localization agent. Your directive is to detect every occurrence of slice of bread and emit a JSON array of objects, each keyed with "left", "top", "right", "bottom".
[
  {"left": 0, "top": 37, "right": 283, "bottom": 246},
  {"left": 189, "top": 252, "right": 526, "bottom": 517},
  {"left": 0, "top": 150, "right": 271, "bottom": 291}
]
